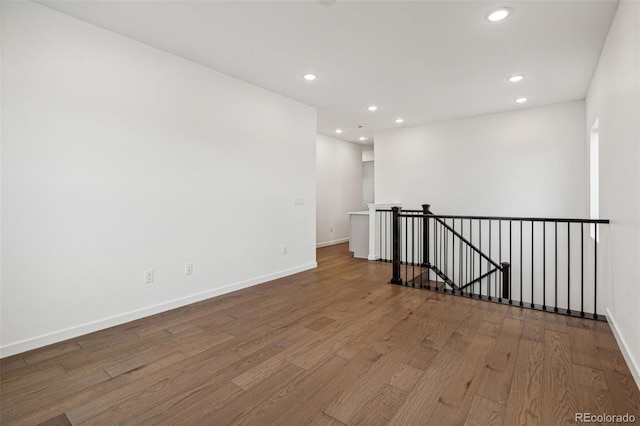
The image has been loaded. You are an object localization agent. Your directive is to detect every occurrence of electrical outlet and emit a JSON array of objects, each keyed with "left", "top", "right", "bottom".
[
  {"left": 283, "top": 245, "right": 287, "bottom": 255},
  {"left": 185, "top": 263, "right": 193, "bottom": 275},
  {"left": 144, "top": 269, "right": 154, "bottom": 284}
]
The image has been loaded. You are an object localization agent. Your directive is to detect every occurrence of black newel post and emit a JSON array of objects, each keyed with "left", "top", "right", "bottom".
[
  {"left": 391, "top": 206, "right": 403, "bottom": 284},
  {"left": 501, "top": 262, "right": 510, "bottom": 299},
  {"left": 422, "top": 204, "right": 431, "bottom": 268}
]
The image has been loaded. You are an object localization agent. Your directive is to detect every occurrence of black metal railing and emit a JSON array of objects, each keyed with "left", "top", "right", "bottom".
[
  {"left": 380, "top": 204, "right": 609, "bottom": 320},
  {"left": 376, "top": 209, "right": 394, "bottom": 262}
]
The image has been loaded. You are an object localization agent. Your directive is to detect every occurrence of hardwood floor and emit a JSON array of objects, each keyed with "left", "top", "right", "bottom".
[{"left": 1, "top": 243, "right": 639, "bottom": 425}]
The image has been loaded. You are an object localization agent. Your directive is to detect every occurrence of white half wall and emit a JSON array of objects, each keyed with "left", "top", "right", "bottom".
[
  {"left": 586, "top": 0, "right": 640, "bottom": 388},
  {"left": 1, "top": 2, "right": 317, "bottom": 357},
  {"left": 375, "top": 100, "right": 588, "bottom": 218},
  {"left": 316, "top": 134, "right": 363, "bottom": 247}
]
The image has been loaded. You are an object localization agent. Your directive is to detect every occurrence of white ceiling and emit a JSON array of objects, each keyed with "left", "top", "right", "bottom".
[{"left": 39, "top": 0, "right": 618, "bottom": 145}]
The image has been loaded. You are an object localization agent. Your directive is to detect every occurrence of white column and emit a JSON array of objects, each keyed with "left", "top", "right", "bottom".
[{"left": 367, "top": 203, "right": 402, "bottom": 260}]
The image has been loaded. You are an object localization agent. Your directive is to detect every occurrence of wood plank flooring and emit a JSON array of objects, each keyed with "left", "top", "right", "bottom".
[{"left": 1, "top": 243, "right": 639, "bottom": 425}]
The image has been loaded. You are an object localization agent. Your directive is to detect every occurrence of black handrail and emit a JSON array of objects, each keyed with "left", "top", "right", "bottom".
[
  {"left": 413, "top": 213, "right": 609, "bottom": 224},
  {"left": 378, "top": 208, "right": 610, "bottom": 224}
]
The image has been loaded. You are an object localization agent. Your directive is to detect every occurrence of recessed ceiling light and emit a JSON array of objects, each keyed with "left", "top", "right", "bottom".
[
  {"left": 367, "top": 105, "right": 378, "bottom": 112},
  {"left": 508, "top": 74, "right": 524, "bottom": 83},
  {"left": 303, "top": 73, "right": 317, "bottom": 81},
  {"left": 395, "top": 118, "right": 404, "bottom": 124},
  {"left": 335, "top": 129, "right": 343, "bottom": 134},
  {"left": 359, "top": 136, "right": 368, "bottom": 141},
  {"left": 515, "top": 97, "right": 528, "bottom": 103},
  {"left": 487, "top": 8, "right": 510, "bottom": 22}
]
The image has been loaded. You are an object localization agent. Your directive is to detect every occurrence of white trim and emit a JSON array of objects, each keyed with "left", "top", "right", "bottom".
[
  {"left": 316, "top": 238, "right": 349, "bottom": 248},
  {"left": 367, "top": 203, "right": 402, "bottom": 210},
  {"left": 0, "top": 262, "right": 317, "bottom": 358},
  {"left": 606, "top": 308, "right": 640, "bottom": 391}
]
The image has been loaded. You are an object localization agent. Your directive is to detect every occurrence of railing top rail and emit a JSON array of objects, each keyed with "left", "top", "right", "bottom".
[
  {"left": 376, "top": 209, "right": 422, "bottom": 213},
  {"left": 396, "top": 213, "right": 609, "bottom": 224}
]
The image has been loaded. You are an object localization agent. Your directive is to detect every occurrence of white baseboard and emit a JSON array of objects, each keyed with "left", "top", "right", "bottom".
[
  {"left": 606, "top": 308, "right": 640, "bottom": 390},
  {"left": 316, "top": 238, "right": 349, "bottom": 248},
  {"left": 0, "top": 262, "right": 317, "bottom": 358}
]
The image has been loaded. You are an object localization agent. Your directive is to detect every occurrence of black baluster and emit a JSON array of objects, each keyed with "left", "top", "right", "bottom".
[
  {"left": 467, "top": 220, "right": 470, "bottom": 295},
  {"left": 509, "top": 221, "right": 513, "bottom": 304},
  {"left": 453, "top": 218, "right": 456, "bottom": 292},
  {"left": 435, "top": 219, "right": 438, "bottom": 282},
  {"left": 441, "top": 220, "right": 444, "bottom": 288},
  {"left": 404, "top": 213, "right": 408, "bottom": 284},
  {"left": 427, "top": 219, "right": 438, "bottom": 289},
  {"left": 479, "top": 219, "right": 482, "bottom": 299},
  {"left": 471, "top": 220, "right": 475, "bottom": 296},
  {"left": 432, "top": 216, "right": 436, "bottom": 290},
  {"left": 543, "top": 221, "right": 547, "bottom": 311},
  {"left": 531, "top": 220, "right": 534, "bottom": 309},
  {"left": 422, "top": 205, "right": 430, "bottom": 269},
  {"left": 581, "top": 223, "right": 585, "bottom": 317},
  {"left": 487, "top": 219, "right": 493, "bottom": 300},
  {"left": 520, "top": 220, "right": 523, "bottom": 307},
  {"left": 555, "top": 221, "right": 558, "bottom": 313},
  {"left": 567, "top": 223, "right": 571, "bottom": 315},
  {"left": 391, "top": 207, "right": 402, "bottom": 284},
  {"left": 414, "top": 216, "right": 417, "bottom": 286},
  {"left": 594, "top": 224, "right": 598, "bottom": 319},
  {"left": 459, "top": 219, "right": 463, "bottom": 295},
  {"left": 499, "top": 220, "right": 502, "bottom": 302},
  {"left": 444, "top": 219, "right": 448, "bottom": 291}
]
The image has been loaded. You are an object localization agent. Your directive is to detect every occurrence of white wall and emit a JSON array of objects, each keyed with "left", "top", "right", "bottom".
[
  {"left": 375, "top": 101, "right": 588, "bottom": 217},
  {"left": 362, "top": 161, "right": 374, "bottom": 208},
  {"left": 362, "top": 148, "right": 375, "bottom": 209},
  {"left": 586, "top": 0, "right": 640, "bottom": 387},
  {"left": 362, "top": 148, "right": 374, "bottom": 162},
  {"left": 1, "top": 2, "right": 317, "bottom": 357},
  {"left": 316, "top": 134, "right": 362, "bottom": 247}
]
